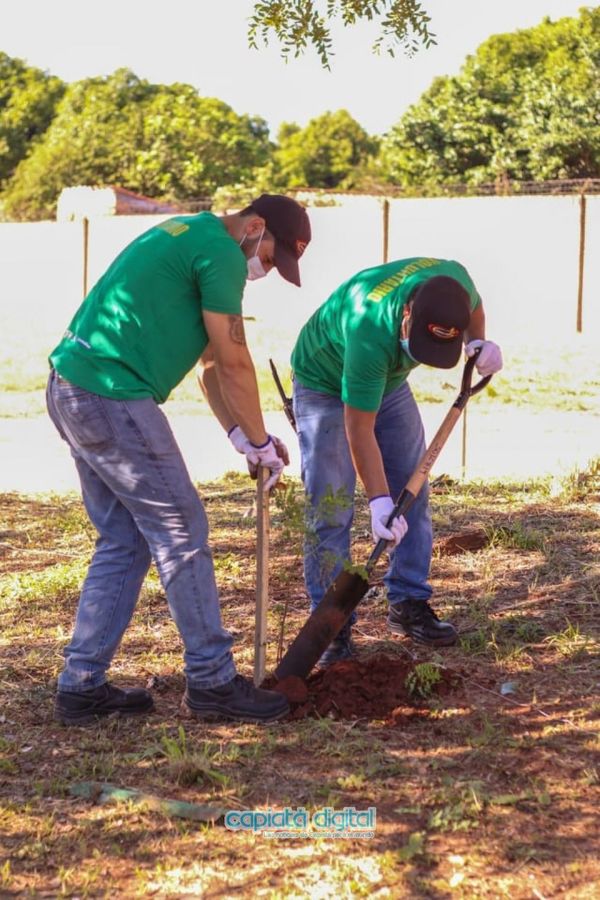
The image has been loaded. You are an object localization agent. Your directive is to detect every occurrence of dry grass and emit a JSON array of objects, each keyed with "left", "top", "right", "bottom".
[{"left": 0, "top": 462, "right": 599, "bottom": 898}]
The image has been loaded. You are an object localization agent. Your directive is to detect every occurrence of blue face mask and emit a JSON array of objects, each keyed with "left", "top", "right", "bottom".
[{"left": 400, "top": 337, "right": 418, "bottom": 362}]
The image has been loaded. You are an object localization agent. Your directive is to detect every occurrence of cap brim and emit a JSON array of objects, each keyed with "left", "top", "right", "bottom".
[
  {"left": 409, "top": 334, "right": 463, "bottom": 369},
  {"left": 275, "top": 243, "right": 301, "bottom": 287}
]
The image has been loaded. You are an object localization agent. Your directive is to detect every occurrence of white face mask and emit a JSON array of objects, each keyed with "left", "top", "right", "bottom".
[
  {"left": 240, "top": 226, "right": 267, "bottom": 281},
  {"left": 400, "top": 337, "right": 418, "bottom": 362}
]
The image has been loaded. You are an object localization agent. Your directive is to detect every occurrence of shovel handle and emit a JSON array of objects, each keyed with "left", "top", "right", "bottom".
[
  {"left": 457, "top": 349, "right": 492, "bottom": 405},
  {"left": 368, "top": 349, "right": 492, "bottom": 572}
]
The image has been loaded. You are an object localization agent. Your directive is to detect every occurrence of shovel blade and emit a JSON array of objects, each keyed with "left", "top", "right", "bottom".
[{"left": 275, "top": 569, "right": 369, "bottom": 681}]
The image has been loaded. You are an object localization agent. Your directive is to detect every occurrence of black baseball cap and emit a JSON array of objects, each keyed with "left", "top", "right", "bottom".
[
  {"left": 408, "top": 276, "right": 471, "bottom": 369},
  {"left": 248, "top": 194, "right": 311, "bottom": 286}
]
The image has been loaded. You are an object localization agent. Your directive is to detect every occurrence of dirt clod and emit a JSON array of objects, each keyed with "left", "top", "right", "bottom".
[{"left": 436, "top": 528, "right": 489, "bottom": 555}]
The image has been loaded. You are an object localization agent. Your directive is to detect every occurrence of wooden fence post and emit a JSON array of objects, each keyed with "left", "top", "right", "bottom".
[
  {"left": 82, "top": 216, "right": 89, "bottom": 299},
  {"left": 576, "top": 190, "right": 587, "bottom": 333},
  {"left": 382, "top": 198, "right": 390, "bottom": 264},
  {"left": 254, "top": 467, "right": 270, "bottom": 686}
]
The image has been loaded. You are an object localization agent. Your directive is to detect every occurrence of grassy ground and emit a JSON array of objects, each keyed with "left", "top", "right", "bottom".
[
  {"left": 1, "top": 328, "right": 599, "bottom": 420},
  {"left": 1, "top": 461, "right": 599, "bottom": 898}
]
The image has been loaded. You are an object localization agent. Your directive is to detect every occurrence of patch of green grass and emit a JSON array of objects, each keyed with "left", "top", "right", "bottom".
[
  {"left": 495, "top": 616, "right": 546, "bottom": 644},
  {"left": 158, "top": 726, "right": 230, "bottom": 789},
  {"left": 558, "top": 456, "right": 600, "bottom": 502},
  {"left": 405, "top": 663, "right": 443, "bottom": 699},
  {"left": 0, "top": 560, "right": 87, "bottom": 610},
  {"left": 428, "top": 780, "right": 486, "bottom": 832},
  {"left": 545, "top": 621, "right": 594, "bottom": 659},
  {"left": 486, "top": 522, "right": 546, "bottom": 551},
  {"left": 459, "top": 628, "right": 490, "bottom": 656},
  {"left": 395, "top": 831, "right": 429, "bottom": 863}
]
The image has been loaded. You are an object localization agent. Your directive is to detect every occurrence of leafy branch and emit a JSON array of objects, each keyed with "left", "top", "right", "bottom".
[{"left": 248, "top": 0, "right": 436, "bottom": 69}]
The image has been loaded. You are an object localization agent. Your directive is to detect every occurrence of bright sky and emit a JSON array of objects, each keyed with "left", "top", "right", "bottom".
[{"left": 2, "top": 0, "right": 589, "bottom": 136}]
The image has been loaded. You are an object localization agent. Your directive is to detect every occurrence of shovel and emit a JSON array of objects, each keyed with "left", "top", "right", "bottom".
[{"left": 275, "top": 351, "right": 492, "bottom": 682}]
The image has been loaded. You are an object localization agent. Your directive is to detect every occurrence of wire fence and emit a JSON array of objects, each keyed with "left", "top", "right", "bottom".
[{"left": 171, "top": 178, "right": 600, "bottom": 213}]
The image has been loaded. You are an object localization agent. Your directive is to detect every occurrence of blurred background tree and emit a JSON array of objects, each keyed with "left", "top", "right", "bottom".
[
  {"left": 271, "top": 109, "right": 379, "bottom": 189},
  {"left": 2, "top": 69, "right": 271, "bottom": 220},
  {"left": 0, "top": 52, "right": 64, "bottom": 189},
  {"left": 0, "top": 8, "right": 598, "bottom": 219},
  {"left": 378, "top": 7, "right": 600, "bottom": 189}
]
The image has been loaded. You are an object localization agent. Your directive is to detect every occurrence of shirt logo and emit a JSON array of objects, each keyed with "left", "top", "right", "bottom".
[
  {"left": 157, "top": 220, "right": 189, "bottom": 237},
  {"left": 428, "top": 324, "right": 461, "bottom": 341}
]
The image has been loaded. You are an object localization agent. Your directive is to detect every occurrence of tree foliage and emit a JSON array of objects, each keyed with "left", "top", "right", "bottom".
[
  {"left": 379, "top": 8, "right": 600, "bottom": 188},
  {"left": 271, "top": 109, "right": 378, "bottom": 188},
  {"left": 0, "top": 52, "right": 65, "bottom": 188},
  {"left": 2, "top": 69, "right": 271, "bottom": 220},
  {"left": 249, "top": 0, "right": 435, "bottom": 69}
]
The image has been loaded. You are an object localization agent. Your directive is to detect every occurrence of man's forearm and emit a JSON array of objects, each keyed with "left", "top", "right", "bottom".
[
  {"left": 215, "top": 359, "right": 268, "bottom": 446},
  {"left": 344, "top": 408, "right": 389, "bottom": 499},
  {"left": 196, "top": 363, "right": 235, "bottom": 432},
  {"left": 466, "top": 303, "right": 486, "bottom": 341}
]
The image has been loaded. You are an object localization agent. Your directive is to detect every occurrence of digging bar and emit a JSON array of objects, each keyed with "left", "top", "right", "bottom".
[
  {"left": 269, "top": 358, "right": 297, "bottom": 432},
  {"left": 275, "top": 351, "right": 492, "bottom": 682},
  {"left": 253, "top": 465, "right": 270, "bottom": 686}
]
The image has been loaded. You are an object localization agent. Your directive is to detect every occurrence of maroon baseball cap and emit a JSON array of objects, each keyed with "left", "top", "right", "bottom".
[
  {"left": 248, "top": 194, "right": 311, "bottom": 286},
  {"left": 408, "top": 276, "right": 471, "bottom": 368}
]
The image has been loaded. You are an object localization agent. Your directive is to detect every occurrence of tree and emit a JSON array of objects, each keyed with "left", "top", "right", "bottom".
[
  {"left": 0, "top": 52, "right": 65, "bottom": 188},
  {"left": 272, "top": 109, "right": 379, "bottom": 189},
  {"left": 378, "top": 8, "right": 600, "bottom": 189},
  {"left": 2, "top": 69, "right": 272, "bottom": 220},
  {"left": 249, "top": 0, "right": 435, "bottom": 69}
]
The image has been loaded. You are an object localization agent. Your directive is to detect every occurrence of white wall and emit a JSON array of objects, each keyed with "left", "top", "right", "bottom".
[
  {"left": 0, "top": 196, "right": 597, "bottom": 371},
  {"left": 388, "top": 195, "right": 598, "bottom": 346}
]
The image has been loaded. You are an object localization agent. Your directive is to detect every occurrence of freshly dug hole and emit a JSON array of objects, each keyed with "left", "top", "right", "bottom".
[{"left": 267, "top": 654, "right": 460, "bottom": 723}]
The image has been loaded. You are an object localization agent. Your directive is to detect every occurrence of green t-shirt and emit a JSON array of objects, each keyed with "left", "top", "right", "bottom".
[
  {"left": 291, "top": 257, "right": 481, "bottom": 412},
  {"left": 50, "top": 212, "right": 247, "bottom": 403}
]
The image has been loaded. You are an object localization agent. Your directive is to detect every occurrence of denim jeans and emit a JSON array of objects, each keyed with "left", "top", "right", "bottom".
[
  {"left": 293, "top": 380, "right": 432, "bottom": 620},
  {"left": 46, "top": 369, "right": 236, "bottom": 692}
]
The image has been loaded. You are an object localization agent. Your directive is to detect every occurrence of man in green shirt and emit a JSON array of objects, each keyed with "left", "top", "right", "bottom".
[
  {"left": 291, "top": 257, "right": 503, "bottom": 666},
  {"left": 47, "top": 194, "right": 311, "bottom": 724}
]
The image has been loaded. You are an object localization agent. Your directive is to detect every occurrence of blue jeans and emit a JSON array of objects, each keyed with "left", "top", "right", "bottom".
[
  {"left": 46, "top": 369, "right": 236, "bottom": 691},
  {"left": 293, "top": 380, "right": 432, "bottom": 620}
]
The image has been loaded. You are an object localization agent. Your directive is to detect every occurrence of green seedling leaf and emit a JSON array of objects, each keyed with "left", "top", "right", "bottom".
[
  {"left": 490, "top": 793, "right": 527, "bottom": 806},
  {"left": 397, "top": 831, "right": 427, "bottom": 861}
]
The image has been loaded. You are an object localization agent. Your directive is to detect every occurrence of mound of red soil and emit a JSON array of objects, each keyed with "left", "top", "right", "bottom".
[
  {"left": 436, "top": 529, "right": 489, "bottom": 556},
  {"left": 270, "top": 654, "right": 459, "bottom": 723}
]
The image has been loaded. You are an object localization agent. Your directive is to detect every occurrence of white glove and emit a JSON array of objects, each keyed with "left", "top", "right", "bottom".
[
  {"left": 369, "top": 496, "right": 408, "bottom": 547},
  {"left": 464, "top": 339, "right": 503, "bottom": 377},
  {"left": 228, "top": 425, "right": 253, "bottom": 455},
  {"left": 247, "top": 436, "right": 287, "bottom": 490}
]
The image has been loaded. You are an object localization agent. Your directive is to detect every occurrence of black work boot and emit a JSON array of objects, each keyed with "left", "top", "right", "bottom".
[
  {"left": 387, "top": 599, "right": 458, "bottom": 646},
  {"left": 316, "top": 622, "right": 357, "bottom": 668},
  {"left": 55, "top": 683, "right": 154, "bottom": 726},
  {"left": 183, "top": 674, "right": 290, "bottom": 723}
]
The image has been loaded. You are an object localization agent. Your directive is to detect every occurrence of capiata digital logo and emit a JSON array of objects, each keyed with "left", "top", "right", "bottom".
[{"left": 224, "top": 806, "right": 376, "bottom": 839}]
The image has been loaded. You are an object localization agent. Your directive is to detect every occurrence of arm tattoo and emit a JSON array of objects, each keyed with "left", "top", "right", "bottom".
[{"left": 228, "top": 315, "right": 246, "bottom": 346}]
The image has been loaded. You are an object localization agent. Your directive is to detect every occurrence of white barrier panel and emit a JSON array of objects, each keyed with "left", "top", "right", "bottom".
[
  {"left": 242, "top": 202, "right": 386, "bottom": 370},
  {"left": 582, "top": 196, "right": 600, "bottom": 336},
  {"left": 388, "top": 195, "right": 583, "bottom": 346},
  {"left": 85, "top": 215, "right": 172, "bottom": 292},
  {"left": 0, "top": 196, "right": 597, "bottom": 379},
  {"left": 0, "top": 221, "right": 82, "bottom": 365}
]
